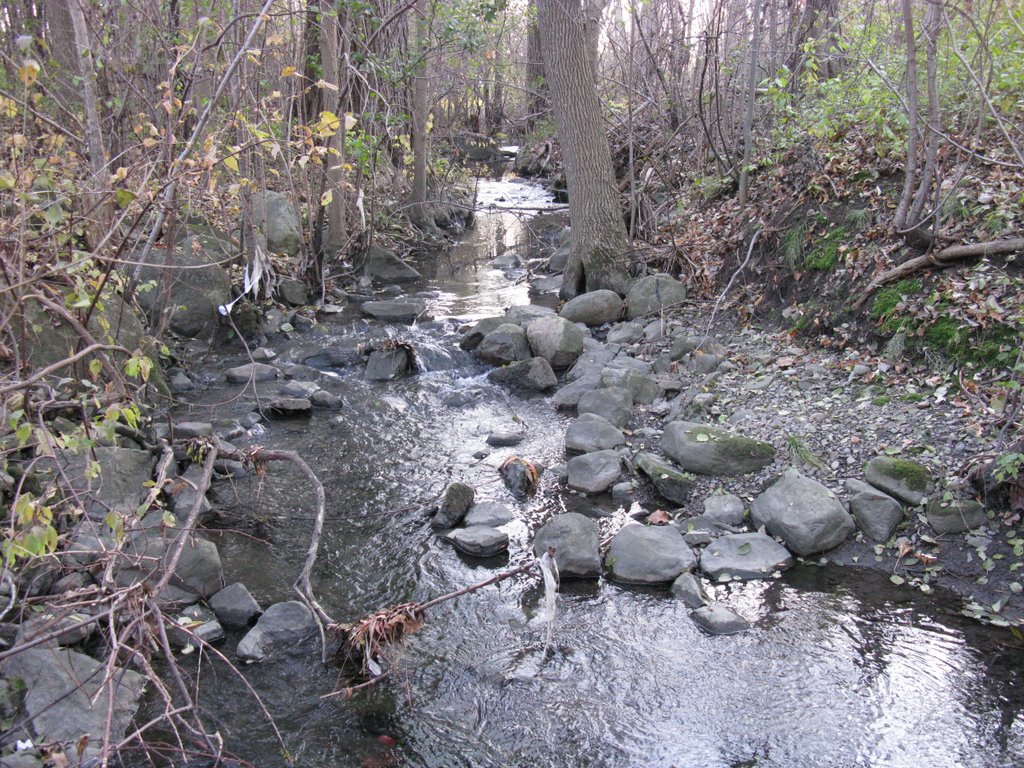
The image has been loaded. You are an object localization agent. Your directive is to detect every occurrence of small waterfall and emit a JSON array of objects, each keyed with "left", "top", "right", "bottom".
[{"left": 538, "top": 547, "right": 559, "bottom": 655}]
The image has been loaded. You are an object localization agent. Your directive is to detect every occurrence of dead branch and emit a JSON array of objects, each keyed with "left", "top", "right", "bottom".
[{"left": 855, "top": 237, "right": 1024, "bottom": 307}]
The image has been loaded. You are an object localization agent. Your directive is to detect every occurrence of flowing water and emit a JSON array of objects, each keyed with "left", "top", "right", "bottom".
[{"left": 153, "top": 178, "right": 1024, "bottom": 768}]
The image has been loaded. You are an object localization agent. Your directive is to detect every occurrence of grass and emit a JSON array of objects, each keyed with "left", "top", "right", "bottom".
[{"left": 805, "top": 227, "right": 847, "bottom": 271}]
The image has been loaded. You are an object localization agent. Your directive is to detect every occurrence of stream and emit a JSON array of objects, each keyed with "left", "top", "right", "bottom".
[{"left": 154, "top": 178, "right": 1024, "bottom": 768}]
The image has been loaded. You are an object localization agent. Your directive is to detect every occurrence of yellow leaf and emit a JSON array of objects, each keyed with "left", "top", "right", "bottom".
[
  {"left": 281, "top": 66, "right": 296, "bottom": 77},
  {"left": 223, "top": 155, "right": 239, "bottom": 173},
  {"left": 344, "top": 113, "right": 357, "bottom": 130},
  {"left": 142, "top": 137, "right": 159, "bottom": 148},
  {"left": 0, "top": 96, "right": 18, "bottom": 118},
  {"left": 320, "top": 189, "right": 333, "bottom": 206},
  {"left": 18, "top": 59, "right": 40, "bottom": 86},
  {"left": 0, "top": 171, "right": 16, "bottom": 191}
]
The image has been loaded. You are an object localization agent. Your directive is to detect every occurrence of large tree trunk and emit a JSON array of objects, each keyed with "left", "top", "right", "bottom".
[
  {"left": 537, "top": 0, "right": 630, "bottom": 298},
  {"left": 408, "top": 0, "right": 431, "bottom": 229},
  {"left": 525, "top": 2, "right": 549, "bottom": 130}
]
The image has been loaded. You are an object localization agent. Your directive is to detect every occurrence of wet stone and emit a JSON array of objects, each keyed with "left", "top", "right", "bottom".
[
  {"left": 564, "top": 413, "right": 625, "bottom": 455},
  {"left": 606, "top": 524, "right": 696, "bottom": 584},
  {"left": 463, "top": 502, "right": 515, "bottom": 527},
  {"left": 487, "top": 427, "right": 526, "bottom": 447},
  {"left": 533, "top": 512, "right": 601, "bottom": 579},
  {"left": 225, "top": 362, "right": 278, "bottom": 383},
  {"left": 445, "top": 526, "right": 509, "bottom": 557},
  {"left": 703, "top": 493, "right": 745, "bottom": 525},
  {"left": 209, "top": 582, "right": 262, "bottom": 629},
  {"left": 267, "top": 397, "right": 312, "bottom": 416},
  {"left": 577, "top": 387, "right": 633, "bottom": 429},
  {"left": 567, "top": 449, "right": 622, "bottom": 494},
  {"left": 699, "top": 533, "right": 794, "bottom": 582},
  {"left": 433, "top": 482, "right": 475, "bottom": 528},
  {"left": 671, "top": 572, "right": 709, "bottom": 608},
  {"left": 690, "top": 604, "right": 750, "bottom": 635}
]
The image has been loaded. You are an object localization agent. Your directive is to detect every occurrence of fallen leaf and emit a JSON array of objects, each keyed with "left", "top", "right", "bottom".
[{"left": 647, "top": 509, "right": 672, "bottom": 525}]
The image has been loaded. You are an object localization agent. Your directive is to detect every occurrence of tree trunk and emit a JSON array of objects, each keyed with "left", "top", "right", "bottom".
[
  {"left": 738, "top": 0, "right": 762, "bottom": 210},
  {"left": 409, "top": 0, "right": 431, "bottom": 228},
  {"left": 525, "top": 2, "right": 549, "bottom": 130},
  {"left": 537, "top": 0, "right": 630, "bottom": 298},
  {"left": 893, "top": 0, "right": 920, "bottom": 231},
  {"left": 322, "top": 0, "right": 349, "bottom": 252}
]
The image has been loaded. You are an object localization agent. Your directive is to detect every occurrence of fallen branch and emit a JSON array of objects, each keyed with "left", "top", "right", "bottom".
[{"left": 855, "top": 237, "right": 1024, "bottom": 307}]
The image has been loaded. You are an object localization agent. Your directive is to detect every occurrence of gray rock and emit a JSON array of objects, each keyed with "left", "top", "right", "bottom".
[
  {"left": 606, "top": 524, "right": 696, "bottom": 584},
  {"left": 268, "top": 397, "right": 312, "bottom": 416},
  {"left": 552, "top": 373, "right": 602, "bottom": 409},
  {"left": 487, "top": 427, "right": 525, "bottom": 447},
  {"left": 0, "top": 752, "right": 43, "bottom": 767},
  {"left": 548, "top": 238, "right": 571, "bottom": 272},
  {"left": 209, "top": 582, "right": 262, "bottom": 628},
  {"left": 845, "top": 478, "right": 905, "bottom": 542},
  {"left": 252, "top": 190, "right": 301, "bottom": 256},
  {"left": 565, "top": 413, "right": 625, "bottom": 455},
  {"left": 600, "top": 366, "right": 662, "bottom": 405},
  {"left": 533, "top": 513, "right": 601, "bottom": 578},
  {"left": 310, "top": 390, "right": 344, "bottom": 408},
  {"left": 277, "top": 279, "right": 309, "bottom": 306},
  {"left": 477, "top": 323, "right": 531, "bottom": 365},
  {"left": 567, "top": 449, "right": 622, "bottom": 494},
  {"left": 864, "top": 457, "right": 933, "bottom": 506},
  {"left": 432, "top": 482, "right": 475, "bottom": 528},
  {"left": 459, "top": 317, "right": 504, "bottom": 350},
  {"left": 577, "top": 387, "right": 633, "bottom": 429},
  {"left": 363, "top": 245, "right": 421, "bottom": 283},
  {"left": 487, "top": 356, "right": 557, "bottom": 391},
  {"left": 559, "top": 290, "right": 624, "bottom": 326},
  {"left": 505, "top": 304, "right": 556, "bottom": 327},
  {"left": 445, "top": 526, "right": 509, "bottom": 557},
  {"left": 690, "top": 604, "right": 750, "bottom": 635},
  {"left": 671, "top": 572, "right": 709, "bottom": 607},
  {"left": 170, "top": 605, "right": 225, "bottom": 649},
  {"left": 167, "top": 536, "right": 224, "bottom": 598},
  {"left": 236, "top": 601, "right": 317, "bottom": 661},
  {"left": 565, "top": 341, "right": 621, "bottom": 381},
  {"left": 703, "top": 493, "right": 745, "bottom": 525},
  {"left": 366, "top": 348, "right": 412, "bottom": 380},
  {"left": 750, "top": 469, "right": 856, "bottom": 556},
  {"left": 699, "top": 533, "right": 794, "bottom": 581},
  {"left": 526, "top": 315, "right": 585, "bottom": 369},
  {"left": 168, "top": 370, "right": 194, "bottom": 393},
  {"left": 685, "top": 351, "right": 724, "bottom": 374},
  {"left": 634, "top": 452, "right": 695, "bottom": 505},
  {"left": 464, "top": 502, "right": 514, "bottom": 527},
  {"left": 611, "top": 481, "right": 634, "bottom": 506},
  {"left": 16, "top": 611, "right": 94, "bottom": 647},
  {"left": 304, "top": 344, "right": 362, "bottom": 369},
  {"left": 606, "top": 321, "right": 645, "bottom": 344},
  {"left": 40, "top": 446, "right": 155, "bottom": 522},
  {"left": 675, "top": 514, "right": 740, "bottom": 546},
  {"left": 661, "top": 421, "right": 775, "bottom": 476},
  {"left": 625, "top": 274, "right": 687, "bottom": 320},
  {"left": 1, "top": 647, "right": 146, "bottom": 747},
  {"left": 927, "top": 499, "right": 988, "bottom": 534},
  {"left": 360, "top": 300, "right": 427, "bottom": 323},
  {"left": 280, "top": 380, "right": 320, "bottom": 398},
  {"left": 169, "top": 463, "right": 212, "bottom": 520},
  {"left": 225, "top": 362, "right": 278, "bottom": 383}
]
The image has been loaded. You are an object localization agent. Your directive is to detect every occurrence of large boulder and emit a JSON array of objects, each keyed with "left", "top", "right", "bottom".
[
  {"left": 559, "top": 290, "right": 623, "bottom": 326},
  {"left": 477, "top": 323, "right": 531, "bottom": 365},
  {"left": 625, "top": 274, "right": 687, "bottom": 320},
  {"left": 927, "top": 498, "right": 988, "bottom": 534},
  {"left": 251, "top": 190, "right": 302, "bottom": 256},
  {"left": 863, "top": 457, "right": 933, "bottom": 506},
  {"left": 600, "top": 366, "right": 662, "bottom": 405},
  {"left": 363, "top": 244, "right": 421, "bottom": 283},
  {"left": 39, "top": 446, "right": 154, "bottom": 522},
  {"left": 845, "top": 478, "right": 905, "bottom": 542},
  {"left": 445, "top": 526, "right": 509, "bottom": 557},
  {"left": 552, "top": 373, "right": 602, "bottom": 409},
  {"left": 360, "top": 300, "right": 427, "bottom": 323},
  {"left": 225, "top": 362, "right": 278, "bottom": 383},
  {"left": 366, "top": 347, "right": 413, "bottom": 381},
  {"left": 209, "top": 582, "right": 262, "bottom": 628},
  {"left": 662, "top": 421, "right": 775, "bottom": 476},
  {"left": 567, "top": 449, "right": 622, "bottom": 494},
  {"left": 487, "top": 357, "right": 558, "bottom": 392},
  {"left": 236, "top": 601, "right": 318, "bottom": 661},
  {"left": 699, "top": 532, "right": 794, "bottom": 581},
  {"left": 459, "top": 317, "right": 505, "bottom": 350},
  {"left": 750, "top": 469, "right": 855, "bottom": 556},
  {"left": 577, "top": 387, "right": 633, "bottom": 428},
  {"left": 432, "top": 482, "right": 475, "bottom": 528},
  {"left": 634, "top": 452, "right": 695, "bottom": 505},
  {"left": 564, "top": 413, "right": 625, "bottom": 455},
  {"left": 605, "top": 524, "right": 696, "bottom": 584},
  {"left": 690, "top": 604, "right": 750, "bottom": 635},
  {"left": 526, "top": 315, "right": 585, "bottom": 370},
  {"left": 533, "top": 513, "right": 601, "bottom": 578}
]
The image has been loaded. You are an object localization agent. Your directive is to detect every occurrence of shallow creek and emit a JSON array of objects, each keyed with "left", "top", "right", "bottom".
[{"left": 155, "top": 179, "right": 1023, "bottom": 768}]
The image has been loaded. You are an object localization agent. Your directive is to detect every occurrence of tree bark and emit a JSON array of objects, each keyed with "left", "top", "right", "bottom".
[
  {"left": 537, "top": 0, "right": 631, "bottom": 298},
  {"left": 321, "top": 0, "right": 349, "bottom": 252},
  {"left": 738, "top": 0, "right": 762, "bottom": 211},
  {"left": 409, "top": 0, "right": 431, "bottom": 228},
  {"left": 893, "top": 0, "right": 920, "bottom": 231}
]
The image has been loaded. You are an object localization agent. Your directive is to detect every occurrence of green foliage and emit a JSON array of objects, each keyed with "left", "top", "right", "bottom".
[
  {"left": 804, "top": 227, "right": 846, "bottom": 270},
  {"left": 781, "top": 223, "right": 805, "bottom": 270}
]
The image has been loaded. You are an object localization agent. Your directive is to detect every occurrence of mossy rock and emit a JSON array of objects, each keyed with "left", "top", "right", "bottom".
[
  {"left": 926, "top": 498, "right": 988, "bottom": 534},
  {"left": 662, "top": 421, "right": 775, "bottom": 476},
  {"left": 863, "top": 456, "right": 933, "bottom": 506}
]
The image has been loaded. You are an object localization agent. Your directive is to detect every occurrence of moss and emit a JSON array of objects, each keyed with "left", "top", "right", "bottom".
[
  {"left": 870, "top": 279, "right": 922, "bottom": 327},
  {"left": 804, "top": 227, "right": 847, "bottom": 270},
  {"left": 899, "top": 392, "right": 925, "bottom": 402},
  {"left": 688, "top": 426, "right": 775, "bottom": 460},
  {"left": 872, "top": 396, "right": 891, "bottom": 406},
  {"left": 921, "top": 316, "right": 1018, "bottom": 368},
  {"left": 883, "top": 458, "right": 932, "bottom": 492}
]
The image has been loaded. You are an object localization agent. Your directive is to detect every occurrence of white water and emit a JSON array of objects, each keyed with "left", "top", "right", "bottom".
[{"left": 538, "top": 547, "right": 559, "bottom": 655}]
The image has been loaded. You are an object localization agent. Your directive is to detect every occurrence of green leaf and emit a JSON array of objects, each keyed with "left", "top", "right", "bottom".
[
  {"left": 114, "top": 188, "right": 136, "bottom": 208},
  {"left": 88, "top": 358, "right": 103, "bottom": 378},
  {"left": 737, "top": 542, "right": 752, "bottom": 555},
  {"left": 890, "top": 574, "right": 905, "bottom": 585}
]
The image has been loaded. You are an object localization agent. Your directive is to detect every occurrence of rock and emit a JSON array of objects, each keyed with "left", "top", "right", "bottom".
[
  {"left": 566, "top": 340, "right": 620, "bottom": 381},
  {"left": 567, "top": 449, "right": 622, "bottom": 494},
  {"left": 927, "top": 498, "right": 988, "bottom": 534},
  {"left": 169, "top": 463, "right": 212, "bottom": 520},
  {"left": 252, "top": 190, "right": 301, "bottom": 256},
  {"left": 611, "top": 481, "right": 634, "bottom": 506},
  {"left": 699, "top": 533, "right": 794, "bottom": 581},
  {"left": 634, "top": 452, "right": 695, "bottom": 505},
  {"left": 170, "top": 605, "right": 225, "bottom": 649},
  {"left": 310, "top": 390, "right": 344, "bottom": 408},
  {"left": 304, "top": 344, "right": 362, "bottom": 369},
  {"left": 675, "top": 514, "right": 739, "bottom": 546},
  {"left": 459, "top": 317, "right": 505, "bottom": 350},
  {"left": 671, "top": 572, "right": 709, "bottom": 607},
  {"left": 363, "top": 244, "right": 421, "bottom": 283},
  {"left": 267, "top": 397, "right": 312, "bottom": 416},
  {"left": 625, "top": 274, "right": 687, "bottom": 320},
  {"left": 1, "top": 647, "right": 146, "bottom": 749},
  {"left": 225, "top": 362, "right": 278, "bottom": 383},
  {"left": 360, "top": 300, "right": 427, "bottom": 323},
  {"left": 500, "top": 457, "right": 542, "bottom": 498},
  {"left": 40, "top": 446, "right": 155, "bottom": 522},
  {"left": 277, "top": 279, "right": 309, "bottom": 306},
  {"left": 477, "top": 323, "right": 531, "bottom": 365},
  {"left": 533, "top": 513, "right": 601, "bottom": 578},
  {"left": 366, "top": 347, "right": 413, "bottom": 380},
  {"left": 487, "top": 427, "right": 525, "bottom": 447},
  {"left": 548, "top": 239, "right": 571, "bottom": 272},
  {"left": 685, "top": 351, "right": 723, "bottom": 374},
  {"left": 606, "top": 321, "right": 645, "bottom": 344},
  {"left": 703, "top": 493, "right": 745, "bottom": 525},
  {"left": 577, "top": 387, "right": 633, "bottom": 428},
  {"left": 236, "top": 601, "right": 317, "bottom": 661},
  {"left": 168, "top": 369, "right": 194, "bottom": 392},
  {"left": 280, "top": 380, "right": 320, "bottom": 398},
  {"left": 487, "top": 357, "right": 557, "bottom": 391},
  {"left": 16, "top": 611, "right": 94, "bottom": 647},
  {"left": 845, "top": 479, "right": 905, "bottom": 542},
  {"left": 209, "top": 582, "right": 262, "bottom": 628},
  {"left": 552, "top": 373, "right": 602, "bottom": 409},
  {"left": 606, "top": 524, "right": 696, "bottom": 584},
  {"left": 690, "top": 604, "right": 750, "bottom": 635},
  {"left": 600, "top": 366, "right": 662, "bottom": 405},
  {"left": 750, "top": 469, "right": 856, "bottom": 556},
  {"left": 864, "top": 457, "right": 933, "bottom": 506},
  {"left": 464, "top": 502, "right": 515, "bottom": 527},
  {"left": 167, "top": 536, "right": 224, "bottom": 598},
  {"left": 445, "top": 526, "right": 510, "bottom": 557},
  {"left": 432, "top": 482, "right": 475, "bottom": 528},
  {"left": 525, "top": 316, "right": 585, "bottom": 369},
  {"left": 559, "top": 290, "right": 624, "bottom": 326},
  {"left": 505, "top": 304, "right": 556, "bottom": 327},
  {"left": 565, "top": 413, "right": 625, "bottom": 455},
  {"left": 661, "top": 421, "right": 775, "bottom": 476}
]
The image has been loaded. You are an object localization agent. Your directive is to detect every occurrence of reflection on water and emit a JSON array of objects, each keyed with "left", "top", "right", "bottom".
[{"left": 158, "top": 179, "right": 1024, "bottom": 768}]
